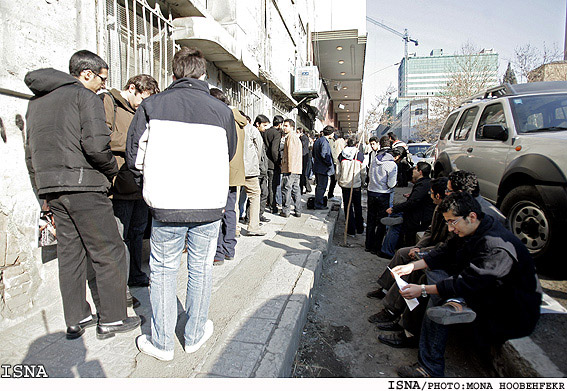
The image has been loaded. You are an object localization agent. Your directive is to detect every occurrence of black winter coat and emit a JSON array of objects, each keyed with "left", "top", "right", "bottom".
[
  {"left": 392, "top": 176, "right": 435, "bottom": 232},
  {"left": 24, "top": 68, "right": 118, "bottom": 196},
  {"left": 425, "top": 215, "right": 542, "bottom": 343}
]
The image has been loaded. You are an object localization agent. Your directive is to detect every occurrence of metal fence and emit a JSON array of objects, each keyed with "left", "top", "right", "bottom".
[{"left": 103, "top": 0, "right": 176, "bottom": 90}]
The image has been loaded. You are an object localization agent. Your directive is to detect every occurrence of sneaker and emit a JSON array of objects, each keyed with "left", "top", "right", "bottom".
[
  {"left": 426, "top": 300, "right": 477, "bottom": 325},
  {"left": 397, "top": 363, "right": 431, "bottom": 378},
  {"left": 185, "top": 320, "right": 214, "bottom": 353},
  {"left": 136, "top": 335, "right": 174, "bottom": 361},
  {"left": 380, "top": 216, "right": 403, "bottom": 225},
  {"left": 368, "top": 309, "right": 398, "bottom": 324},
  {"left": 213, "top": 259, "right": 225, "bottom": 266},
  {"left": 366, "top": 289, "right": 386, "bottom": 300}
]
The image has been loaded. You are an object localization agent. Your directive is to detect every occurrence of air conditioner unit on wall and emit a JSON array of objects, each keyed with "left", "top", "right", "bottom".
[{"left": 294, "top": 66, "right": 320, "bottom": 95}]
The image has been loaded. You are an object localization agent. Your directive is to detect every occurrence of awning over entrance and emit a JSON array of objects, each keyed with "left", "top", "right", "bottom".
[{"left": 312, "top": 29, "right": 366, "bottom": 134}]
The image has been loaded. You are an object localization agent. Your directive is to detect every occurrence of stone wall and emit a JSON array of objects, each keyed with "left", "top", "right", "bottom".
[{"left": 0, "top": 0, "right": 97, "bottom": 328}]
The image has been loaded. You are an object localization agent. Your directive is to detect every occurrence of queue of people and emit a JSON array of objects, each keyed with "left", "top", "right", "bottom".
[{"left": 23, "top": 46, "right": 542, "bottom": 375}]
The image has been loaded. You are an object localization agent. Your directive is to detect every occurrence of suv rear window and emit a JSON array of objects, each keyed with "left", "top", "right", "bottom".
[
  {"left": 510, "top": 93, "right": 567, "bottom": 133},
  {"left": 453, "top": 107, "right": 479, "bottom": 141},
  {"left": 439, "top": 112, "right": 459, "bottom": 139}
]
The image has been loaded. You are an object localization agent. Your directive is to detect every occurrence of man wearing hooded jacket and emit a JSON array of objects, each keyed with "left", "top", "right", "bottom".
[{"left": 24, "top": 50, "right": 140, "bottom": 340}]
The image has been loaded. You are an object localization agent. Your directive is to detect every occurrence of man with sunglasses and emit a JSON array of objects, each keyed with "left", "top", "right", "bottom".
[
  {"left": 393, "top": 192, "right": 541, "bottom": 377},
  {"left": 25, "top": 50, "right": 141, "bottom": 340}
]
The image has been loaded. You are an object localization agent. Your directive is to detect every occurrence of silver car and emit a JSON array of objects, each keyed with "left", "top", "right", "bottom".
[{"left": 434, "top": 81, "right": 567, "bottom": 267}]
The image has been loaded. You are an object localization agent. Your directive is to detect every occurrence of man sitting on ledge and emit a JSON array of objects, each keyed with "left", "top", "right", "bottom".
[{"left": 393, "top": 192, "right": 542, "bottom": 378}]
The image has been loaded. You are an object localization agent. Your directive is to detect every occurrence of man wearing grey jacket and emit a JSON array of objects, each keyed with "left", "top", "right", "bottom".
[{"left": 365, "top": 136, "right": 398, "bottom": 254}]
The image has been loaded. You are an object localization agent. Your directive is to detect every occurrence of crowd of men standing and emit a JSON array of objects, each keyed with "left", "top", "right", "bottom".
[
  {"left": 23, "top": 46, "right": 543, "bottom": 373},
  {"left": 23, "top": 46, "right": 349, "bottom": 362}
]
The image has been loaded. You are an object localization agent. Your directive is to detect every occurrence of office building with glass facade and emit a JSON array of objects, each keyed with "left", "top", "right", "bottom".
[{"left": 398, "top": 48, "right": 499, "bottom": 98}]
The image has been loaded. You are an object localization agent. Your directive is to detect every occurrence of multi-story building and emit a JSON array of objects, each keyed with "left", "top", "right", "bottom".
[
  {"left": 398, "top": 48, "right": 499, "bottom": 98},
  {"left": 0, "top": 0, "right": 366, "bottom": 325}
]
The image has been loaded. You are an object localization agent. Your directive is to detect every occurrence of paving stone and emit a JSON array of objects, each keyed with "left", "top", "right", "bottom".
[{"left": 230, "top": 317, "right": 276, "bottom": 345}]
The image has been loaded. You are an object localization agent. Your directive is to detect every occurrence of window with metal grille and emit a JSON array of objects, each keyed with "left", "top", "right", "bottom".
[{"left": 103, "top": 0, "right": 177, "bottom": 90}]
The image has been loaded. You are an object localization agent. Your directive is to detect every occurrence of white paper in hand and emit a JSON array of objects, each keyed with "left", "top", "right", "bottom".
[{"left": 388, "top": 267, "right": 419, "bottom": 311}]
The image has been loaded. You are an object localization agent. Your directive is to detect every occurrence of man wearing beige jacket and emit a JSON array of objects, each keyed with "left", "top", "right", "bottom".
[{"left": 280, "top": 119, "right": 303, "bottom": 217}]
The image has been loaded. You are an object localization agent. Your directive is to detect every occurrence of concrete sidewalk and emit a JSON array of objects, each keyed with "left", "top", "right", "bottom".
[{"left": 0, "top": 194, "right": 339, "bottom": 378}]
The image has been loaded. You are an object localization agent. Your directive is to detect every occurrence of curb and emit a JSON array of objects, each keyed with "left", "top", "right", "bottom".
[{"left": 254, "top": 205, "right": 339, "bottom": 377}]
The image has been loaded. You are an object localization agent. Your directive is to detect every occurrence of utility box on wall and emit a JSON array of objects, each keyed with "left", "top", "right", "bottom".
[{"left": 294, "top": 66, "right": 320, "bottom": 95}]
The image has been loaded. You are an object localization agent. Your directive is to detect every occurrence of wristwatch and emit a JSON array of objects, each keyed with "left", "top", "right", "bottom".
[{"left": 421, "top": 284, "right": 428, "bottom": 297}]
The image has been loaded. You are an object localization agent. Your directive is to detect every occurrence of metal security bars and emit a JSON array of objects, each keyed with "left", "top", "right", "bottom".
[{"left": 103, "top": 0, "right": 177, "bottom": 90}]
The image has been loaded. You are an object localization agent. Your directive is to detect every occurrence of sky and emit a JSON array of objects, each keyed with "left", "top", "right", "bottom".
[{"left": 361, "top": 0, "right": 567, "bottom": 119}]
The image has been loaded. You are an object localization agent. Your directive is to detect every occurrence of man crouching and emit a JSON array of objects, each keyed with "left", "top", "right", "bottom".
[{"left": 393, "top": 192, "right": 541, "bottom": 377}]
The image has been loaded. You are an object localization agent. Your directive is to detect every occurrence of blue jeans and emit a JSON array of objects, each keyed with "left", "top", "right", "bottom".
[
  {"left": 418, "top": 269, "right": 451, "bottom": 377},
  {"left": 315, "top": 173, "right": 329, "bottom": 208},
  {"left": 149, "top": 218, "right": 221, "bottom": 351},
  {"left": 281, "top": 173, "right": 301, "bottom": 215},
  {"left": 381, "top": 214, "right": 403, "bottom": 257}
]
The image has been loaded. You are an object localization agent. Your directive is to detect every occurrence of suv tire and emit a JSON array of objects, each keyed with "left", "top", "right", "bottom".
[{"left": 500, "top": 185, "right": 555, "bottom": 265}]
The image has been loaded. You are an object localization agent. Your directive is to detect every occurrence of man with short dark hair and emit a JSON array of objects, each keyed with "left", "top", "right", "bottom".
[
  {"left": 280, "top": 119, "right": 303, "bottom": 217},
  {"left": 103, "top": 74, "right": 160, "bottom": 290},
  {"left": 365, "top": 135, "right": 397, "bottom": 254},
  {"left": 380, "top": 161, "right": 435, "bottom": 257},
  {"left": 254, "top": 115, "right": 271, "bottom": 223},
  {"left": 312, "top": 125, "right": 336, "bottom": 209},
  {"left": 395, "top": 192, "right": 541, "bottom": 377},
  {"left": 25, "top": 50, "right": 141, "bottom": 340},
  {"left": 264, "top": 115, "right": 284, "bottom": 213},
  {"left": 127, "top": 47, "right": 237, "bottom": 360}
]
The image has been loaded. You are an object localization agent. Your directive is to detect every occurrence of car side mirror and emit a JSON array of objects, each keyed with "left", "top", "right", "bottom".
[{"left": 481, "top": 124, "right": 508, "bottom": 141}]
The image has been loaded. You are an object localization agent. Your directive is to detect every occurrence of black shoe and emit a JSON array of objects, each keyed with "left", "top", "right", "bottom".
[
  {"left": 127, "top": 295, "right": 141, "bottom": 309},
  {"left": 377, "top": 251, "right": 392, "bottom": 259},
  {"left": 270, "top": 208, "right": 279, "bottom": 214},
  {"left": 239, "top": 217, "right": 249, "bottom": 224},
  {"left": 66, "top": 314, "right": 98, "bottom": 340},
  {"left": 279, "top": 212, "right": 290, "bottom": 218},
  {"left": 96, "top": 316, "right": 143, "bottom": 340},
  {"left": 294, "top": 212, "right": 302, "bottom": 217},
  {"left": 260, "top": 216, "right": 271, "bottom": 223},
  {"left": 128, "top": 280, "right": 150, "bottom": 288},
  {"left": 366, "top": 289, "right": 386, "bottom": 300},
  {"left": 314, "top": 206, "right": 328, "bottom": 210},
  {"left": 364, "top": 248, "right": 373, "bottom": 253},
  {"left": 368, "top": 309, "right": 398, "bottom": 324},
  {"left": 378, "top": 332, "right": 418, "bottom": 349},
  {"left": 376, "top": 321, "right": 404, "bottom": 331}
]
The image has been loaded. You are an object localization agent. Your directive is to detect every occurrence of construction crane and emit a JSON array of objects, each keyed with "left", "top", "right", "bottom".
[{"left": 366, "top": 16, "right": 418, "bottom": 59}]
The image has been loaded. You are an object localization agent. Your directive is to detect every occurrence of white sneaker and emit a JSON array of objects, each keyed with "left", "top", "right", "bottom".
[
  {"left": 185, "top": 320, "right": 214, "bottom": 353},
  {"left": 136, "top": 334, "right": 174, "bottom": 361}
]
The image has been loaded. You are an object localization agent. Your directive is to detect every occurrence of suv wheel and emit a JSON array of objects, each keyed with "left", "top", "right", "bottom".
[{"left": 500, "top": 185, "right": 553, "bottom": 262}]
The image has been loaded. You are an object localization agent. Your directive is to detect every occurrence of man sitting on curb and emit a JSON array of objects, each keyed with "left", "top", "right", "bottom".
[
  {"left": 366, "top": 177, "right": 449, "bottom": 347},
  {"left": 393, "top": 192, "right": 541, "bottom": 377},
  {"left": 380, "top": 162, "right": 435, "bottom": 258}
]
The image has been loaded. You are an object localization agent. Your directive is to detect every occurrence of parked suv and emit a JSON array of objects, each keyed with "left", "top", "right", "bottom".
[{"left": 434, "top": 81, "right": 567, "bottom": 267}]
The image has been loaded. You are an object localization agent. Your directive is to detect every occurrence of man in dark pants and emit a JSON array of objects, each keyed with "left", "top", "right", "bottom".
[
  {"left": 254, "top": 115, "right": 271, "bottom": 222},
  {"left": 312, "top": 126, "right": 336, "bottom": 209},
  {"left": 299, "top": 127, "right": 312, "bottom": 194},
  {"left": 365, "top": 136, "right": 397, "bottom": 254},
  {"left": 25, "top": 50, "right": 140, "bottom": 340},
  {"left": 395, "top": 192, "right": 541, "bottom": 377},
  {"left": 264, "top": 115, "right": 284, "bottom": 213}
]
